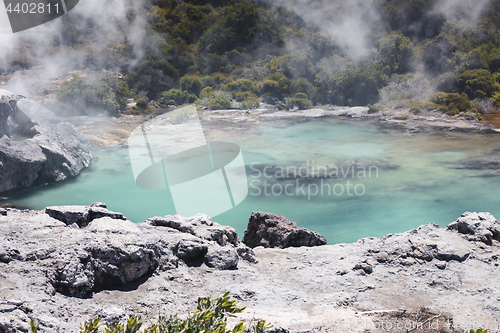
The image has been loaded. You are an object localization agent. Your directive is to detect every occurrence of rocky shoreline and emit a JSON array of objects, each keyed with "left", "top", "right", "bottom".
[{"left": 1, "top": 205, "right": 500, "bottom": 332}]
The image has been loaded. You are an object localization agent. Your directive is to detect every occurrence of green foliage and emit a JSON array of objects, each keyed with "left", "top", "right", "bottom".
[
  {"left": 286, "top": 93, "right": 313, "bottom": 110},
  {"left": 30, "top": 319, "right": 39, "bottom": 333},
  {"left": 428, "top": 91, "right": 484, "bottom": 118},
  {"left": 457, "top": 69, "right": 499, "bottom": 99},
  {"left": 180, "top": 75, "right": 203, "bottom": 96},
  {"left": 58, "top": 75, "right": 129, "bottom": 115},
  {"left": 200, "top": 86, "right": 215, "bottom": 99},
  {"left": 469, "top": 328, "right": 488, "bottom": 333},
  {"left": 207, "top": 91, "right": 232, "bottom": 110},
  {"left": 199, "top": 0, "right": 259, "bottom": 54},
  {"left": 80, "top": 318, "right": 101, "bottom": 333},
  {"left": 47, "top": 0, "right": 500, "bottom": 110},
  {"left": 368, "top": 104, "right": 382, "bottom": 113},
  {"left": 378, "top": 32, "right": 415, "bottom": 75},
  {"left": 161, "top": 89, "right": 198, "bottom": 105},
  {"left": 241, "top": 96, "right": 259, "bottom": 109},
  {"left": 72, "top": 293, "right": 271, "bottom": 333},
  {"left": 136, "top": 98, "right": 148, "bottom": 109}
]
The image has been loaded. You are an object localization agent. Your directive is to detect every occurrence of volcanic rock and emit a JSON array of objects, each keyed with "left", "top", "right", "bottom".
[{"left": 243, "top": 211, "right": 327, "bottom": 248}]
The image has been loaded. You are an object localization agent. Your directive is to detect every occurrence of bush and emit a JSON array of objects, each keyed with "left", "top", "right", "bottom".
[
  {"left": 58, "top": 75, "right": 128, "bottom": 115},
  {"left": 241, "top": 97, "right": 260, "bottom": 109},
  {"left": 207, "top": 91, "right": 232, "bottom": 110},
  {"left": 136, "top": 98, "right": 148, "bottom": 109},
  {"left": 286, "top": 94, "right": 313, "bottom": 110},
  {"left": 429, "top": 92, "right": 471, "bottom": 113},
  {"left": 30, "top": 293, "right": 272, "bottom": 333},
  {"left": 200, "top": 86, "right": 215, "bottom": 99},
  {"left": 458, "top": 69, "right": 499, "bottom": 99},
  {"left": 180, "top": 75, "right": 203, "bottom": 96},
  {"left": 161, "top": 89, "right": 197, "bottom": 106}
]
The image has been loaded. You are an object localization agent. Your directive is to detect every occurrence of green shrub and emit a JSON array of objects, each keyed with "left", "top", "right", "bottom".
[
  {"left": 227, "top": 79, "right": 258, "bottom": 94},
  {"left": 458, "top": 69, "right": 499, "bottom": 99},
  {"left": 470, "top": 328, "right": 488, "bottom": 333},
  {"left": 286, "top": 94, "right": 313, "bottom": 110},
  {"left": 180, "top": 75, "right": 203, "bottom": 96},
  {"left": 261, "top": 80, "right": 280, "bottom": 97},
  {"left": 58, "top": 75, "right": 128, "bottom": 115},
  {"left": 136, "top": 98, "right": 148, "bottom": 109},
  {"left": 207, "top": 92, "right": 232, "bottom": 110},
  {"left": 200, "top": 86, "right": 215, "bottom": 99},
  {"left": 161, "top": 89, "right": 197, "bottom": 106},
  {"left": 368, "top": 104, "right": 382, "bottom": 113},
  {"left": 31, "top": 293, "right": 271, "bottom": 333},
  {"left": 429, "top": 92, "right": 472, "bottom": 114},
  {"left": 427, "top": 102, "right": 448, "bottom": 112},
  {"left": 241, "top": 97, "right": 259, "bottom": 109}
]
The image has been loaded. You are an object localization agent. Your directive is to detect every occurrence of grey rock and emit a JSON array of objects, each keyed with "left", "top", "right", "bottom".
[
  {"left": 89, "top": 202, "right": 107, "bottom": 208},
  {"left": 447, "top": 211, "right": 500, "bottom": 245},
  {"left": 175, "top": 240, "right": 208, "bottom": 261},
  {"left": 204, "top": 247, "right": 239, "bottom": 270},
  {"left": 0, "top": 90, "right": 92, "bottom": 193},
  {"left": 243, "top": 211, "right": 327, "bottom": 248},
  {"left": 236, "top": 244, "right": 258, "bottom": 263},
  {"left": 45, "top": 205, "right": 89, "bottom": 227},
  {"left": 2, "top": 206, "right": 500, "bottom": 332},
  {"left": 87, "top": 206, "right": 126, "bottom": 221},
  {"left": 147, "top": 214, "right": 238, "bottom": 246},
  {"left": 45, "top": 204, "right": 126, "bottom": 228}
]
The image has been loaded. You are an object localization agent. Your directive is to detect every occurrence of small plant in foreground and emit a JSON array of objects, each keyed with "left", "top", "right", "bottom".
[{"left": 31, "top": 292, "right": 271, "bottom": 333}]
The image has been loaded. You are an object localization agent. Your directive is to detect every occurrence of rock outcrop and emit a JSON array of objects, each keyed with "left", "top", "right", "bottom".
[
  {"left": 1, "top": 208, "right": 500, "bottom": 333},
  {"left": 243, "top": 211, "right": 327, "bottom": 248},
  {"left": 0, "top": 89, "right": 92, "bottom": 193}
]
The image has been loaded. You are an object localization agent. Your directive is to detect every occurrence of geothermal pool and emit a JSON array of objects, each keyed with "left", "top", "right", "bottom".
[{"left": 5, "top": 117, "right": 500, "bottom": 243}]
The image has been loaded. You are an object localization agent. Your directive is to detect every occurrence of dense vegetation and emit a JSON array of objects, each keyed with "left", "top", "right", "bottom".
[
  {"left": 30, "top": 292, "right": 271, "bottom": 333},
  {"left": 10, "top": 0, "right": 500, "bottom": 116}
]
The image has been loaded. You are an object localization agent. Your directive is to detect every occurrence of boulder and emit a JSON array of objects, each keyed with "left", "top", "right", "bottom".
[
  {"left": 175, "top": 240, "right": 208, "bottom": 261},
  {"left": 45, "top": 203, "right": 126, "bottom": 228},
  {"left": 146, "top": 214, "right": 239, "bottom": 246},
  {"left": 242, "top": 211, "right": 327, "bottom": 248},
  {"left": 0, "top": 90, "right": 92, "bottom": 193},
  {"left": 204, "top": 246, "right": 239, "bottom": 270},
  {"left": 447, "top": 211, "right": 500, "bottom": 245}
]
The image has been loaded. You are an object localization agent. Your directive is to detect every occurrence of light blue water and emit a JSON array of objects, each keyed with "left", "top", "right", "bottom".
[{"left": 6, "top": 117, "right": 500, "bottom": 243}]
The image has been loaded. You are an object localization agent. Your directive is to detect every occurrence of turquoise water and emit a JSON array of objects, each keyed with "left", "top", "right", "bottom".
[{"left": 5, "top": 117, "right": 500, "bottom": 243}]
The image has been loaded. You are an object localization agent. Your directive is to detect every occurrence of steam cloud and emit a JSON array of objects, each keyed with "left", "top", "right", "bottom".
[{"left": 0, "top": 0, "right": 147, "bottom": 97}]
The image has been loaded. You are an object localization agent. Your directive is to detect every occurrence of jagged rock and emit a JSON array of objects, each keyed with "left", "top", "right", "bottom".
[
  {"left": 146, "top": 214, "right": 239, "bottom": 246},
  {"left": 447, "top": 211, "right": 500, "bottom": 245},
  {"left": 45, "top": 203, "right": 126, "bottom": 228},
  {"left": 367, "top": 223, "right": 473, "bottom": 266},
  {"left": 243, "top": 211, "right": 327, "bottom": 248},
  {"left": 45, "top": 205, "right": 89, "bottom": 227},
  {"left": 0, "top": 89, "right": 92, "bottom": 193},
  {"left": 3, "top": 206, "right": 500, "bottom": 332},
  {"left": 204, "top": 246, "right": 239, "bottom": 270},
  {"left": 175, "top": 240, "right": 208, "bottom": 261},
  {"left": 236, "top": 244, "right": 258, "bottom": 263},
  {"left": 353, "top": 262, "right": 373, "bottom": 274}
]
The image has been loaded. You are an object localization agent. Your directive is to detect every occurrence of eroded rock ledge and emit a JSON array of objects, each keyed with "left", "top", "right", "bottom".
[{"left": 1, "top": 207, "right": 500, "bottom": 333}]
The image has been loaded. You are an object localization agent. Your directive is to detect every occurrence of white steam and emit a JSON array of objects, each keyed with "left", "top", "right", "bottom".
[
  {"left": 0, "top": 0, "right": 147, "bottom": 96},
  {"left": 263, "top": 0, "right": 382, "bottom": 60},
  {"left": 433, "top": 0, "right": 491, "bottom": 24}
]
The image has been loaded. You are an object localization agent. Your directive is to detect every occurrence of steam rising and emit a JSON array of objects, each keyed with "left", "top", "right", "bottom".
[
  {"left": 266, "top": 0, "right": 382, "bottom": 59},
  {"left": 0, "top": 0, "right": 147, "bottom": 97},
  {"left": 433, "top": 0, "right": 491, "bottom": 24}
]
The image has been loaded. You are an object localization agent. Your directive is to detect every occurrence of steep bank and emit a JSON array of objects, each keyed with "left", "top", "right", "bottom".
[{"left": 1, "top": 205, "right": 499, "bottom": 332}]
